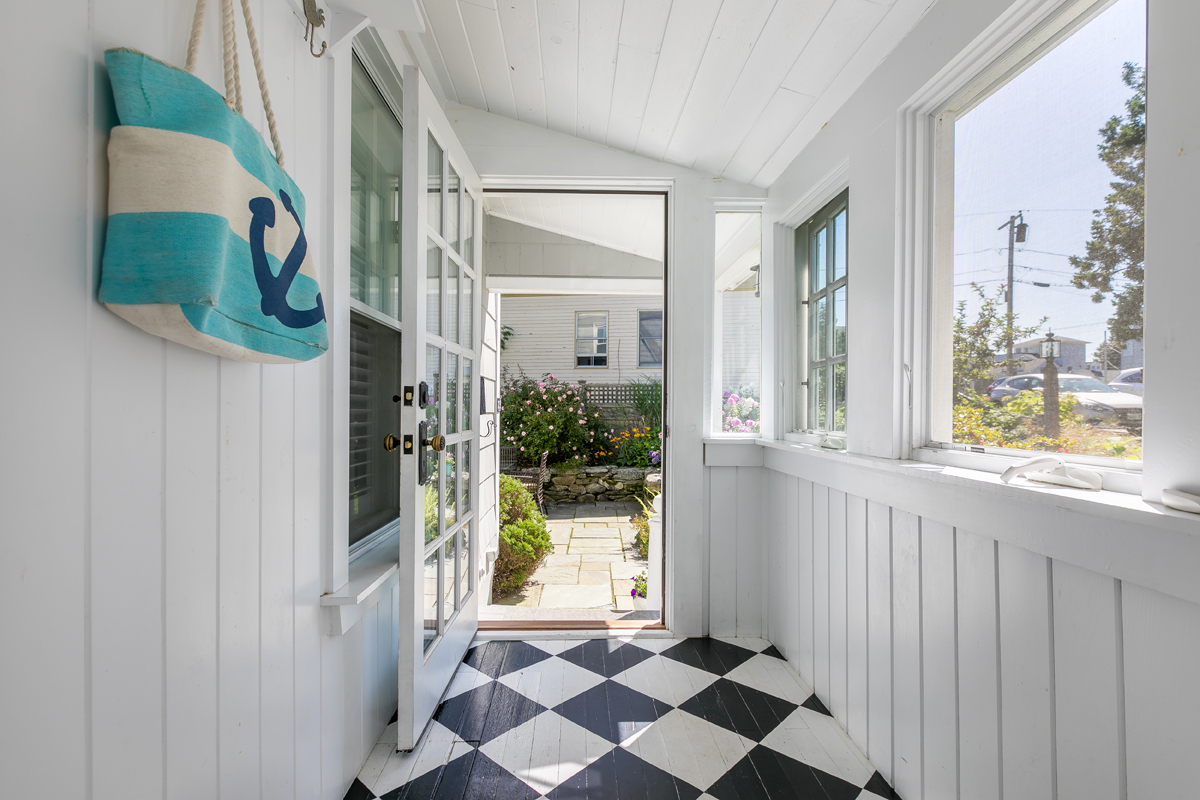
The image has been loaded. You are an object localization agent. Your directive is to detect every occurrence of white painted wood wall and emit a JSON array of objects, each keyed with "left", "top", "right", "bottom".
[
  {"left": 3, "top": 1, "right": 408, "bottom": 797},
  {"left": 707, "top": 443, "right": 1200, "bottom": 799},
  {"left": 500, "top": 294, "right": 663, "bottom": 384}
]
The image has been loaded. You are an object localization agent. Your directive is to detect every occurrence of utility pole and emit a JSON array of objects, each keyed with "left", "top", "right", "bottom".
[
  {"left": 998, "top": 212, "right": 1028, "bottom": 375},
  {"left": 1042, "top": 332, "right": 1060, "bottom": 439}
]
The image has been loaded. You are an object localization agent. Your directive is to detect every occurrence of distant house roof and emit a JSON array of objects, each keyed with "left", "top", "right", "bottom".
[{"left": 1014, "top": 335, "right": 1088, "bottom": 347}]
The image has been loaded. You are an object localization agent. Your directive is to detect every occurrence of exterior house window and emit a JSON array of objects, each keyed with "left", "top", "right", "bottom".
[
  {"left": 798, "top": 191, "right": 848, "bottom": 433},
  {"left": 715, "top": 211, "right": 762, "bottom": 435},
  {"left": 638, "top": 309, "right": 663, "bottom": 368},
  {"left": 930, "top": 0, "right": 1146, "bottom": 462},
  {"left": 348, "top": 55, "right": 403, "bottom": 547},
  {"left": 576, "top": 311, "right": 608, "bottom": 367}
]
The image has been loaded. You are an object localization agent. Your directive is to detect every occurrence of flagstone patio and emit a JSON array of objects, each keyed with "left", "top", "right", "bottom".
[{"left": 482, "top": 501, "right": 660, "bottom": 622}]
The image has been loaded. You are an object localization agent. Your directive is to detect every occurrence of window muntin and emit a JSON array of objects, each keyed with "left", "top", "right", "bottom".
[
  {"left": 798, "top": 191, "right": 849, "bottom": 434},
  {"left": 349, "top": 57, "right": 402, "bottom": 321},
  {"left": 716, "top": 212, "right": 762, "bottom": 435},
  {"left": 576, "top": 312, "right": 608, "bottom": 368},
  {"left": 638, "top": 310, "right": 663, "bottom": 368},
  {"left": 936, "top": 0, "right": 1146, "bottom": 461}
]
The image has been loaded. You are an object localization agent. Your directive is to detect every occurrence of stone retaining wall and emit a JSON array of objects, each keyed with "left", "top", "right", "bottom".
[{"left": 544, "top": 465, "right": 659, "bottom": 504}]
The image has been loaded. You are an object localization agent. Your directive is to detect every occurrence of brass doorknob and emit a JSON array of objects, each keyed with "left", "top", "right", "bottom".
[
  {"left": 383, "top": 433, "right": 400, "bottom": 452},
  {"left": 424, "top": 433, "right": 446, "bottom": 452}
]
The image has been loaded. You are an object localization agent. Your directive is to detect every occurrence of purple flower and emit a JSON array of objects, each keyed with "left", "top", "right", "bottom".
[{"left": 729, "top": 394, "right": 741, "bottom": 404}]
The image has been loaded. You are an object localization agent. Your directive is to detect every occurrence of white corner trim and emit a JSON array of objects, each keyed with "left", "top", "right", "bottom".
[{"left": 777, "top": 158, "right": 850, "bottom": 228}]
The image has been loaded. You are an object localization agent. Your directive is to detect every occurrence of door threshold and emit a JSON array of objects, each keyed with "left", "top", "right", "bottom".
[{"left": 477, "top": 619, "right": 666, "bottom": 631}]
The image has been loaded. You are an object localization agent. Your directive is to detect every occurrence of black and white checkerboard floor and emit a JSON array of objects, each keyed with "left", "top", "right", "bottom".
[{"left": 346, "top": 637, "right": 900, "bottom": 800}]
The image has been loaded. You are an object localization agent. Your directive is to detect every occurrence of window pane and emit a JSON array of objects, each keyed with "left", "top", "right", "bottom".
[
  {"left": 427, "top": 134, "right": 442, "bottom": 235},
  {"left": 459, "top": 527, "right": 470, "bottom": 604},
  {"left": 814, "top": 366, "right": 827, "bottom": 430},
  {"left": 447, "top": 165, "right": 459, "bottom": 252},
  {"left": 350, "top": 58, "right": 402, "bottom": 321},
  {"left": 425, "top": 345, "right": 441, "bottom": 545},
  {"left": 833, "top": 363, "right": 846, "bottom": 432},
  {"left": 463, "top": 276, "right": 474, "bottom": 345},
  {"left": 833, "top": 286, "right": 847, "bottom": 357},
  {"left": 814, "top": 296, "right": 827, "bottom": 359},
  {"left": 447, "top": 258, "right": 459, "bottom": 344},
  {"left": 445, "top": 442, "right": 457, "bottom": 528},
  {"left": 463, "top": 359, "right": 473, "bottom": 432},
  {"left": 423, "top": 550, "right": 438, "bottom": 651},
  {"left": 813, "top": 225, "right": 827, "bottom": 291},
  {"left": 462, "top": 438, "right": 472, "bottom": 513},
  {"left": 948, "top": 0, "right": 1145, "bottom": 459},
  {"left": 348, "top": 314, "right": 400, "bottom": 545},
  {"left": 639, "top": 310, "right": 663, "bottom": 367},
  {"left": 833, "top": 210, "right": 847, "bottom": 281},
  {"left": 463, "top": 193, "right": 475, "bottom": 265},
  {"left": 446, "top": 353, "right": 458, "bottom": 435},
  {"left": 717, "top": 212, "right": 761, "bottom": 434},
  {"left": 443, "top": 539, "right": 457, "bottom": 617},
  {"left": 577, "top": 312, "right": 606, "bottom": 339},
  {"left": 426, "top": 240, "right": 441, "bottom": 335}
]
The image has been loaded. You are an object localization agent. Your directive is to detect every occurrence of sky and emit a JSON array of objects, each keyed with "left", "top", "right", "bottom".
[{"left": 953, "top": 0, "right": 1146, "bottom": 361}]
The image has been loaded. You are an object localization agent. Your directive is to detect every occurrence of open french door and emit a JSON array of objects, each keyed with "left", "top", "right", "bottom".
[{"left": 396, "top": 66, "right": 482, "bottom": 750}]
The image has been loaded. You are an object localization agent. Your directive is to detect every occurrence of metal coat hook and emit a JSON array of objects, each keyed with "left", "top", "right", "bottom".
[{"left": 302, "top": 0, "right": 327, "bottom": 58}]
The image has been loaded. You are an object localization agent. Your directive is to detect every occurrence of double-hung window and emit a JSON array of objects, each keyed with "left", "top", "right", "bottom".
[
  {"left": 576, "top": 312, "right": 608, "bottom": 368},
  {"left": 638, "top": 310, "right": 663, "bottom": 368},
  {"left": 797, "top": 191, "right": 848, "bottom": 434}
]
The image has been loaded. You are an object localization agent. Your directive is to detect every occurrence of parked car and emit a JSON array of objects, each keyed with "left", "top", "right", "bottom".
[
  {"left": 990, "top": 373, "right": 1143, "bottom": 428},
  {"left": 986, "top": 375, "right": 1012, "bottom": 395},
  {"left": 1108, "top": 367, "right": 1144, "bottom": 397}
]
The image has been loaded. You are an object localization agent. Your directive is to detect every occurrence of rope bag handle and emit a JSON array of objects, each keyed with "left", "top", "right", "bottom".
[{"left": 183, "top": 0, "right": 285, "bottom": 167}]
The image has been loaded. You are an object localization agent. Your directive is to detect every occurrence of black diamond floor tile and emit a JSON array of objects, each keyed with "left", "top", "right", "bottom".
[
  {"left": 660, "top": 638, "right": 758, "bottom": 676},
  {"left": 460, "top": 751, "right": 541, "bottom": 800},
  {"left": 552, "top": 679, "right": 673, "bottom": 744},
  {"left": 546, "top": 746, "right": 703, "bottom": 800},
  {"left": 862, "top": 771, "right": 903, "bottom": 799},
  {"left": 344, "top": 777, "right": 376, "bottom": 800},
  {"left": 677, "top": 678, "right": 799, "bottom": 742},
  {"left": 760, "top": 644, "right": 786, "bottom": 660},
  {"left": 801, "top": 693, "right": 833, "bottom": 717},
  {"left": 706, "top": 745, "right": 861, "bottom": 800},
  {"left": 464, "top": 641, "right": 553, "bottom": 679},
  {"left": 557, "top": 639, "right": 655, "bottom": 678},
  {"left": 434, "top": 681, "right": 547, "bottom": 745}
]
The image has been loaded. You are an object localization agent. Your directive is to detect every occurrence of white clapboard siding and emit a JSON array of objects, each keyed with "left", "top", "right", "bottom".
[
  {"left": 721, "top": 291, "right": 762, "bottom": 393},
  {"left": 703, "top": 444, "right": 1200, "bottom": 800},
  {"left": 500, "top": 294, "right": 663, "bottom": 384}
]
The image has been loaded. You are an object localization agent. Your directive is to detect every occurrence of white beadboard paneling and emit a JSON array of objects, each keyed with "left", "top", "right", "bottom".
[
  {"left": 1123, "top": 583, "right": 1200, "bottom": 798},
  {"left": 421, "top": 0, "right": 489, "bottom": 108},
  {"left": 575, "top": 0, "right": 622, "bottom": 144},
  {"left": 956, "top": 530, "right": 1001, "bottom": 800},
  {"left": 605, "top": 0, "right": 671, "bottom": 152},
  {"left": 709, "top": 467, "right": 739, "bottom": 637},
  {"left": 921, "top": 519, "right": 958, "bottom": 800},
  {"left": 812, "top": 484, "right": 831, "bottom": 700},
  {"left": 538, "top": 0, "right": 580, "bottom": 136},
  {"left": 844, "top": 494, "right": 869, "bottom": 751},
  {"left": 797, "top": 479, "right": 815, "bottom": 681},
  {"left": 890, "top": 510, "right": 921, "bottom": 799},
  {"left": 1052, "top": 561, "right": 1121, "bottom": 800},
  {"left": 865, "top": 500, "right": 892, "bottom": 781},
  {"left": 997, "top": 542, "right": 1054, "bottom": 800},
  {"left": 736, "top": 467, "right": 764, "bottom": 637},
  {"left": 459, "top": 0, "right": 519, "bottom": 119},
  {"left": 724, "top": 87, "right": 816, "bottom": 187},
  {"left": 782, "top": 475, "right": 802, "bottom": 664},
  {"left": 828, "top": 489, "right": 848, "bottom": 722},
  {"left": 496, "top": 0, "right": 548, "bottom": 127}
]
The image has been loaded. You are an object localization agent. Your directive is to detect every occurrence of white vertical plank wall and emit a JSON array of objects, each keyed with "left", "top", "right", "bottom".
[
  {"left": 0, "top": 0, "right": 410, "bottom": 797},
  {"left": 729, "top": 455, "right": 1200, "bottom": 800}
]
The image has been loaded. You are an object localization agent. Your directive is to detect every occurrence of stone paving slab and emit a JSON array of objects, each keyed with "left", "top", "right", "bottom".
[
  {"left": 538, "top": 584, "right": 613, "bottom": 609},
  {"left": 493, "top": 584, "right": 542, "bottom": 607},
  {"left": 529, "top": 566, "right": 580, "bottom": 585},
  {"left": 580, "top": 555, "right": 627, "bottom": 565},
  {"left": 568, "top": 541, "right": 623, "bottom": 554},
  {"left": 544, "top": 554, "right": 581, "bottom": 566},
  {"left": 548, "top": 528, "right": 572, "bottom": 546},
  {"left": 578, "top": 570, "right": 611, "bottom": 585},
  {"left": 570, "top": 527, "right": 627, "bottom": 538},
  {"left": 610, "top": 562, "right": 647, "bottom": 580}
]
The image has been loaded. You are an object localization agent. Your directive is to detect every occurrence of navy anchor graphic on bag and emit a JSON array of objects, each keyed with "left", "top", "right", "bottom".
[{"left": 248, "top": 190, "right": 326, "bottom": 329}]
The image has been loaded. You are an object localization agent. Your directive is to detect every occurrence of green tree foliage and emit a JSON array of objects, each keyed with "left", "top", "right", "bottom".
[
  {"left": 1070, "top": 63, "right": 1145, "bottom": 348},
  {"left": 953, "top": 283, "right": 1045, "bottom": 397},
  {"left": 492, "top": 476, "right": 552, "bottom": 600}
]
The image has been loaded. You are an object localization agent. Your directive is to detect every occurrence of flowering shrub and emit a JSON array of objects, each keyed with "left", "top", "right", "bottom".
[
  {"left": 493, "top": 476, "right": 552, "bottom": 600},
  {"left": 500, "top": 373, "right": 604, "bottom": 464},
  {"left": 593, "top": 427, "right": 662, "bottom": 467},
  {"left": 630, "top": 572, "right": 647, "bottom": 599},
  {"left": 722, "top": 384, "right": 761, "bottom": 434}
]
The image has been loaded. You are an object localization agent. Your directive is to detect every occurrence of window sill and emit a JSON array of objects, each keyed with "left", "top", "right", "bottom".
[
  {"left": 704, "top": 437, "right": 1200, "bottom": 606},
  {"left": 322, "top": 528, "right": 400, "bottom": 636}
]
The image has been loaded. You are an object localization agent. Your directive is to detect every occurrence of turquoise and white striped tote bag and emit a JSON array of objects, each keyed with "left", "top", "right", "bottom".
[{"left": 99, "top": 0, "right": 327, "bottom": 363}]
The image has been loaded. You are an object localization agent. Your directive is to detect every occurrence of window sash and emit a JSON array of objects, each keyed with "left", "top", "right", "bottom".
[
  {"left": 575, "top": 311, "right": 609, "bottom": 367},
  {"left": 797, "top": 190, "right": 849, "bottom": 434},
  {"left": 638, "top": 310, "right": 663, "bottom": 367}
]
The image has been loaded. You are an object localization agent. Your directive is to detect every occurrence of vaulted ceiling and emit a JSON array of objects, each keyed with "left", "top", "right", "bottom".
[{"left": 409, "top": 0, "right": 931, "bottom": 187}]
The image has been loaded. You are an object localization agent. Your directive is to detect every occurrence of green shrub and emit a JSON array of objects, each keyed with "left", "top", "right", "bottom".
[{"left": 492, "top": 476, "right": 552, "bottom": 600}]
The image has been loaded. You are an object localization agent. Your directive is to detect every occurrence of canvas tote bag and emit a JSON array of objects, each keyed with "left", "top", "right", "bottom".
[{"left": 99, "top": 0, "right": 327, "bottom": 363}]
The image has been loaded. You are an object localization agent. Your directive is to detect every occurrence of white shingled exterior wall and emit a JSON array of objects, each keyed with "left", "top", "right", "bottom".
[{"left": 721, "top": 291, "right": 762, "bottom": 394}]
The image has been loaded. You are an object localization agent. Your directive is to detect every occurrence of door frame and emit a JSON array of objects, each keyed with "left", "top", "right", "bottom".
[{"left": 478, "top": 182, "right": 675, "bottom": 633}]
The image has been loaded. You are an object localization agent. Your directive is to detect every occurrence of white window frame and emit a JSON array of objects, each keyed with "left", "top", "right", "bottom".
[
  {"left": 899, "top": 0, "right": 1145, "bottom": 492},
  {"left": 575, "top": 310, "right": 609, "bottom": 369},
  {"left": 637, "top": 309, "right": 663, "bottom": 368}
]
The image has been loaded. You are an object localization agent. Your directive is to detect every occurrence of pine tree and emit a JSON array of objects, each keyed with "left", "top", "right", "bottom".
[{"left": 1070, "top": 63, "right": 1145, "bottom": 348}]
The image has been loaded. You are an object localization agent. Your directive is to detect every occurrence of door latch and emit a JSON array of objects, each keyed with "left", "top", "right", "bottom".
[{"left": 417, "top": 419, "right": 445, "bottom": 485}]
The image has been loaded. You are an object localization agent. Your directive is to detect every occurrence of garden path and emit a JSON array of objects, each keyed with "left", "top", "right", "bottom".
[{"left": 485, "top": 501, "right": 654, "bottom": 619}]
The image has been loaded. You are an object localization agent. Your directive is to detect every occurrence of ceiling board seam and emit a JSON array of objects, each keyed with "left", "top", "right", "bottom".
[
  {"left": 649, "top": 0, "right": 722, "bottom": 165},
  {"left": 622, "top": 0, "right": 674, "bottom": 150},
  {"left": 489, "top": 2, "right": 520, "bottom": 119},
  {"left": 449, "top": 0, "right": 489, "bottom": 110},
  {"left": 601, "top": 0, "right": 630, "bottom": 147},
  {"left": 573, "top": 0, "right": 581, "bottom": 137},
  {"left": 417, "top": 0, "right": 462, "bottom": 103},
  {"left": 715, "top": 0, "right": 838, "bottom": 177},
  {"left": 533, "top": 0, "right": 549, "bottom": 125},
  {"left": 673, "top": 0, "right": 781, "bottom": 170}
]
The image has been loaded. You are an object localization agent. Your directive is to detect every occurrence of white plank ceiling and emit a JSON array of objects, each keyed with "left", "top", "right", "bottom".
[
  {"left": 411, "top": 0, "right": 930, "bottom": 187},
  {"left": 484, "top": 192, "right": 666, "bottom": 260}
]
